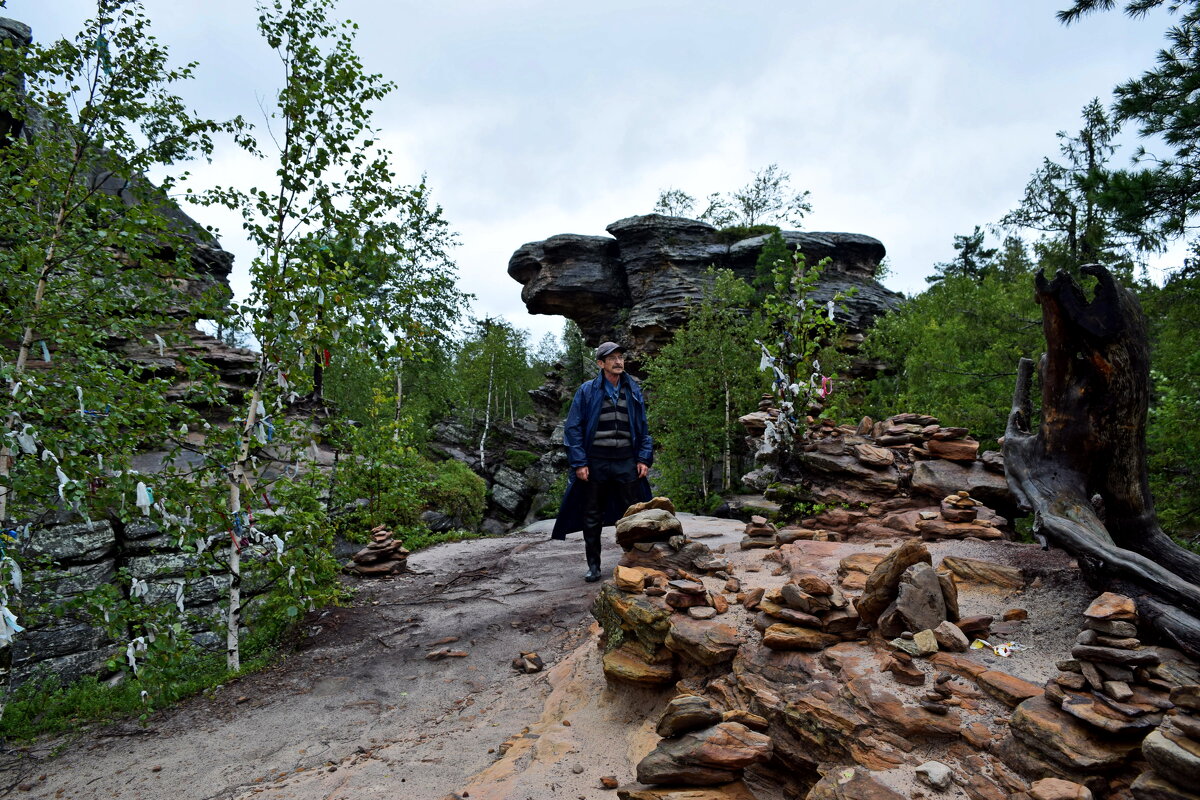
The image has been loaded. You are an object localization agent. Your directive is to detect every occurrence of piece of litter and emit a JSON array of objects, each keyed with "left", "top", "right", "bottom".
[{"left": 970, "top": 638, "right": 1026, "bottom": 657}]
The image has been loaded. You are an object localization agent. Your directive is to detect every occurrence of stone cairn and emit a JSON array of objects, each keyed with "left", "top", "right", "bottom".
[
  {"left": 747, "top": 571, "right": 860, "bottom": 652},
  {"left": 1136, "top": 684, "right": 1200, "bottom": 799},
  {"left": 1044, "top": 592, "right": 1170, "bottom": 738},
  {"left": 738, "top": 410, "right": 1012, "bottom": 544},
  {"left": 343, "top": 525, "right": 410, "bottom": 577}
]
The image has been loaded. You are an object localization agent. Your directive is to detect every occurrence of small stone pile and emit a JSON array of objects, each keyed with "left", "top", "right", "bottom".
[
  {"left": 595, "top": 527, "right": 744, "bottom": 688},
  {"left": 343, "top": 526, "right": 410, "bottom": 577},
  {"left": 1135, "top": 685, "right": 1200, "bottom": 799},
  {"left": 1043, "top": 592, "right": 1171, "bottom": 738},
  {"left": 615, "top": 497, "right": 682, "bottom": 550},
  {"left": 631, "top": 693, "right": 772, "bottom": 791},
  {"left": 917, "top": 488, "right": 1004, "bottom": 541},
  {"left": 751, "top": 573, "right": 860, "bottom": 651},
  {"left": 740, "top": 515, "right": 777, "bottom": 549}
]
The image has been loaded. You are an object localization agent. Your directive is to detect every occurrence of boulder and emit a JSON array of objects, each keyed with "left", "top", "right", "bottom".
[
  {"left": 624, "top": 496, "right": 678, "bottom": 517},
  {"left": 1130, "top": 770, "right": 1200, "bottom": 800},
  {"left": 878, "top": 562, "right": 947, "bottom": 637},
  {"left": 635, "top": 722, "right": 772, "bottom": 787},
  {"left": 805, "top": 768, "right": 907, "bottom": 800},
  {"left": 664, "top": 618, "right": 741, "bottom": 666},
  {"left": 926, "top": 438, "right": 980, "bottom": 461},
  {"left": 616, "top": 781, "right": 760, "bottom": 800},
  {"left": 939, "top": 556, "right": 1024, "bottom": 589},
  {"left": 762, "top": 624, "right": 841, "bottom": 651},
  {"left": 1009, "top": 695, "right": 1141, "bottom": 771},
  {"left": 602, "top": 644, "right": 676, "bottom": 686},
  {"left": 910, "top": 459, "right": 1012, "bottom": 507},
  {"left": 857, "top": 540, "right": 931, "bottom": 626},
  {"left": 656, "top": 695, "right": 722, "bottom": 738},
  {"left": 1142, "top": 728, "right": 1200, "bottom": 788},
  {"left": 1028, "top": 778, "right": 1094, "bottom": 800},
  {"left": 1084, "top": 592, "right": 1138, "bottom": 622},
  {"left": 932, "top": 620, "right": 970, "bottom": 653}
]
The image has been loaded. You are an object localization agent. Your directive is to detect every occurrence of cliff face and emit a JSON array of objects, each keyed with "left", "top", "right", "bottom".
[{"left": 508, "top": 214, "right": 904, "bottom": 364}]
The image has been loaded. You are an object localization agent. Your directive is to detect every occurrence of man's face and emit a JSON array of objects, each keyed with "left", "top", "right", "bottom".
[{"left": 597, "top": 352, "right": 625, "bottom": 380}]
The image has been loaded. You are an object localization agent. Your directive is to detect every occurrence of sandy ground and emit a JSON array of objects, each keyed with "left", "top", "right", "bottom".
[{"left": 0, "top": 516, "right": 1098, "bottom": 800}]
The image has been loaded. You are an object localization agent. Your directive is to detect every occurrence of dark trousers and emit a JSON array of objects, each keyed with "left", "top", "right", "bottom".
[{"left": 580, "top": 456, "right": 639, "bottom": 569}]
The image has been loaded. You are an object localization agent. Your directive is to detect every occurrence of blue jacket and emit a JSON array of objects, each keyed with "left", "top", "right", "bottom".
[{"left": 551, "top": 372, "right": 653, "bottom": 539}]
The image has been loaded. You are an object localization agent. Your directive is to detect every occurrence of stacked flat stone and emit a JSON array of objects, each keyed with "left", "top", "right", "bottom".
[
  {"left": 1133, "top": 685, "right": 1200, "bottom": 800},
  {"left": 343, "top": 528, "right": 410, "bottom": 576},
  {"left": 598, "top": 556, "right": 740, "bottom": 687},
  {"left": 740, "top": 515, "right": 777, "bottom": 550},
  {"left": 917, "top": 489, "right": 1003, "bottom": 541},
  {"left": 1044, "top": 592, "right": 1171, "bottom": 737},
  {"left": 753, "top": 573, "right": 860, "bottom": 651},
  {"left": 631, "top": 693, "right": 772, "bottom": 790},
  {"left": 616, "top": 500, "right": 683, "bottom": 551}
]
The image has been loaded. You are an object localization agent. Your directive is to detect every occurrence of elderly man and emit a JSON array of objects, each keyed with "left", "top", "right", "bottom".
[{"left": 551, "top": 341, "right": 653, "bottom": 581}]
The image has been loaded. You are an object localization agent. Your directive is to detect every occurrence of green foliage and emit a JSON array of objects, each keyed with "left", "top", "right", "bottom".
[
  {"left": 537, "top": 472, "right": 568, "bottom": 519},
  {"left": 752, "top": 230, "right": 791, "bottom": 297},
  {"left": 504, "top": 449, "right": 539, "bottom": 472},
  {"left": 423, "top": 459, "right": 486, "bottom": 528},
  {"left": 652, "top": 164, "right": 813, "bottom": 228},
  {"left": 757, "top": 246, "right": 849, "bottom": 462},
  {"left": 560, "top": 320, "right": 596, "bottom": 389},
  {"left": 330, "top": 387, "right": 485, "bottom": 538},
  {"left": 1143, "top": 258, "right": 1200, "bottom": 541},
  {"left": 714, "top": 224, "right": 782, "bottom": 246},
  {"left": 1057, "top": 1, "right": 1200, "bottom": 245},
  {"left": 645, "top": 269, "right": 766, "bottom": 510},
  {"left": 1000, "top": 98, "right": 1146, "bottom": 276},
  {"left": 858, "top": 270, "right": 1042, "bottom": 445}
]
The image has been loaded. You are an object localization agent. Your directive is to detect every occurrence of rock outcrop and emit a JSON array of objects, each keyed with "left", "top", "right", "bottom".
[
  {"left": 590, "top": 499, "right": 1200, "bottom": 798},
  {"left": 508, "top": 214, "right": 902, "bottom": 367}
]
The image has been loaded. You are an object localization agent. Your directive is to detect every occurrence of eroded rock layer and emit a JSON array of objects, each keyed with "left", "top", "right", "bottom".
[{"left": 508, "top": 214, "right": 903, "bottom": 364}]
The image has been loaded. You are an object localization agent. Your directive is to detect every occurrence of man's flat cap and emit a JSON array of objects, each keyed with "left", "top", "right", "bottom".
[{"left": 595, "top": 341, "right": 625, "bottom": 359}]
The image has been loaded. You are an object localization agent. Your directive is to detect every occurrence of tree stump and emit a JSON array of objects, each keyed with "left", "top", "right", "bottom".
[{"left": 1003, "top": 265, "right": 1200, "bottom": 657}]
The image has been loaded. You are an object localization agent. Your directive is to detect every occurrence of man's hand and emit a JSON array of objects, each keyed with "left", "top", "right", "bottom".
[
  {"left": 636, "top": 462, "right": 649, "bottom": 479},
  {"left": 575, "top": 466, "right": 589, "bottom": 482}
]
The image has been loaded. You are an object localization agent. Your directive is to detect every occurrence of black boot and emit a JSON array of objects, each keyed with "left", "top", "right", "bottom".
[{"left": 583, "top": 529, "right": 602, "bottom": 582}]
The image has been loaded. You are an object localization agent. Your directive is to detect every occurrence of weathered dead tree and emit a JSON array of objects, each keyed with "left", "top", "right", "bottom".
[{"left": 1004, "top": 264, "right": 1200, "bottom": 658}]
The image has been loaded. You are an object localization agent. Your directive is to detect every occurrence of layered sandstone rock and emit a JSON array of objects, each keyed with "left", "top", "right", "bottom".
[{"left": 508, "top": 214, "right": 902, "bottom": 367}]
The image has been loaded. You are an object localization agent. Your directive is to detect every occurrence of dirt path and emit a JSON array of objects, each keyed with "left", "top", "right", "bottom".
[{"left": 1, "top": 516, "right": 746, "bottom": 800}]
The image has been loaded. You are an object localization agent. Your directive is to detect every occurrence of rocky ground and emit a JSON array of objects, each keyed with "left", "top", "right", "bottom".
[
  {"left": 3, "top": 507, "right": 1195, "bottom": 800},
  {"left": 0, "top": 516, "right": 742, "bottom": 800}
]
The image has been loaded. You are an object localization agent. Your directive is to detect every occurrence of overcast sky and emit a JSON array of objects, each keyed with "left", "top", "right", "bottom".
[{"left": 7, "top": 0, "right": 1183, "bottom": 344}]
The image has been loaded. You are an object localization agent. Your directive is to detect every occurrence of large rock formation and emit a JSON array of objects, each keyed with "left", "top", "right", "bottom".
[{"left": 508, "top": 214, "right": 903, "bottom": 365}]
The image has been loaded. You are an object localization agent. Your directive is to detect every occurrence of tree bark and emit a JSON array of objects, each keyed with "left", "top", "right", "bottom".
[{"left": 1003, "top": 265, "right": 1200, "bottom": 658}]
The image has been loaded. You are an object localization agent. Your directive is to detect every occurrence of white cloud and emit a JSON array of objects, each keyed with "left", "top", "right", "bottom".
[{"left": 9, "top": 0, "right": 1186, "bottom": 338}]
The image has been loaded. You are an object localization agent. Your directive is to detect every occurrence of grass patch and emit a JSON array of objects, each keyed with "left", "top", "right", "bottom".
[
  {"left": 396, "top": 527, "right": 488, "bottom": 551},
  {"left": 0, "top": 640, "right": 278, "bottom": 742}
]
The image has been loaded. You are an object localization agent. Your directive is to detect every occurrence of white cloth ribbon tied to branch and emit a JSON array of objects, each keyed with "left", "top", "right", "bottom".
[
  {"left": 15, "top": 424, "right": 37, "bottom": 455},
  {"left": 154, "top": 333, "right": 166, "bottom": 357},
  {"left": 130, "top": 578, "right": 149, "bottom": 599},
  {"left": 0, "top": 603, "right": 23, "bottom": 647},
  {"left": 135, "top": 482, "right": 154, "bottom": 516},
  {"left": 55, "top": 466, "right": 71, "bottom": 500},
  {"left": 126, "top": 636, "right": 148, "bottom": 674}
]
